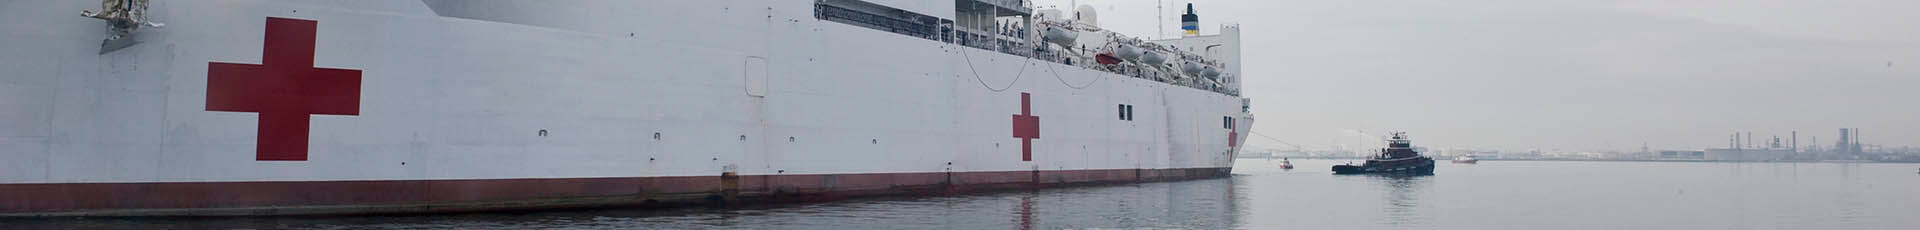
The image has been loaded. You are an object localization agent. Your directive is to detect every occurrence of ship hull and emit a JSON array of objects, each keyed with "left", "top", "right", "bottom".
[
  {"left": 1332, "top": 158, "right": 1436, "bottom": 175},
  {"left": 0, "top": 1, "right": 1252, "bottom": 216},
  {"left": 0, "top": 167, "right": 1229, "bottom": 217}
]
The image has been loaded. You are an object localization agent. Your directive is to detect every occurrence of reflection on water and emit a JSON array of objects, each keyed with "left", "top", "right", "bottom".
[
  {"left": 1014, "top": 194, "right": 1032, "bottom": 230},
  {"left": 5, "top": 160, "right": 1919, "bottom": 229},
  {"left": 1365, "top": 174, "right": 1431, "bottom": 227}
]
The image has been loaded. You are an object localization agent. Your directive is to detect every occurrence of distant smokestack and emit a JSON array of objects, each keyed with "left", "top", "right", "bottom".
[
  {"left": 1791, "top": 131, "right": 1797, "bottom": 152},
  {"left": 1839, "top": 128, "right": 1851, "bottom": 154}
]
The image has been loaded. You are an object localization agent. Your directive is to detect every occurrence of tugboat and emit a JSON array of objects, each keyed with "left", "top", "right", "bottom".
[
  {"left": 1279, "top": 158, "right": 1295, "bottom": 170},
  {"left": 1452, "top": 155, "right": 1479, "bottom": 164},
  {"left": 1333, "top": 132, "right": 1436, "bottom": 175}
]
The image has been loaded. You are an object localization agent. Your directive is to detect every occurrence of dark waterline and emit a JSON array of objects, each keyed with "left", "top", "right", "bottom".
[{"left": 4, "top": 160, "right": 1917, "bottom": 229}]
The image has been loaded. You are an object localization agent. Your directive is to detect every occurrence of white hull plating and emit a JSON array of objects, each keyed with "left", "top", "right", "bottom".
[{"left": 0, "top": 0, "right": 1253, "bottom": 215}]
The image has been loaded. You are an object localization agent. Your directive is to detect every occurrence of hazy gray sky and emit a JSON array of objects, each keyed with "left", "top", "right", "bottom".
[{"left": 1040, "top": 0, "right": 1919, "bottom": 151}]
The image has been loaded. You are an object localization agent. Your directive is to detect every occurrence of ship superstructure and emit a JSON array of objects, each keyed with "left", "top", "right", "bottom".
[{"left": 0, "top": 0, "right": 1252, "bottom": 216}]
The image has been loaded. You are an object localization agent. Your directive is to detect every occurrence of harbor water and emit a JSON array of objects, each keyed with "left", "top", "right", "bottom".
[{"left": 5, "top": 159, "right": 1917, "bottom": 229}]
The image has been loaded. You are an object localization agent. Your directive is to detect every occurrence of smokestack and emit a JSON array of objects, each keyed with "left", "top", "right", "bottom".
[
  {"left": 1839, "top": 128, "right": 1851, "bottom": 154},
  {"left": 1791, "top": 131, "right": 1797, "bottom": 152},
  {"left": 1746, "top": 132, "right": 1752, "bottom": 149},
  {"left": 1180, "top": 3, "right": 1199, "bottom": 36}
]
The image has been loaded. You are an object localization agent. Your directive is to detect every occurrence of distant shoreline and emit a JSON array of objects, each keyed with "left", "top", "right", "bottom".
[
  {"left": 1478, "top": 159, "right": 1920, "bottom": 164},
  {"left": 1239, "top": 157, "right": 1920, "bottom": 164}
]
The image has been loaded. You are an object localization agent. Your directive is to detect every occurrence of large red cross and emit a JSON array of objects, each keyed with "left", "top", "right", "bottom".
[
  {"left": 1012, "top": 93, "right": 1040, "bottom": 161},
  {"left": 206, "top": 17, "right": 361, "bottom": 161}
]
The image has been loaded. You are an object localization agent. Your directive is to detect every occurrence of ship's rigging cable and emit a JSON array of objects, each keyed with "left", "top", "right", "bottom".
[
  {"left": 957, "top": 44, "right": 1030, "bottom": 92},
  {"left": 1249, "top": 131, "right": 1306, "bottom": 151},
  {"left": 1044, "top": 54, "right": 1101, "bottom": 89}
]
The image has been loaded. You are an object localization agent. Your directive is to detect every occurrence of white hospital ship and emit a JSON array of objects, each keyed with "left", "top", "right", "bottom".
[{"left": 0, "top": 0, "right": 1252, "bottom": 216}]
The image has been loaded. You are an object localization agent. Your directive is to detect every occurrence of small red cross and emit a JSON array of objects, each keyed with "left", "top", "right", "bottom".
[
  {"left": 1228, "top": 127, "right": 1238, "bottom": 147},
  {"left": 1012, "top": 93, "right": 1040, "bottom": 161},
  {"left": 206, "top": 17, "right": 361, "bottom": 161},
  {"left": 1225, "top": 117, "right": 1240, "bottom": 147}
]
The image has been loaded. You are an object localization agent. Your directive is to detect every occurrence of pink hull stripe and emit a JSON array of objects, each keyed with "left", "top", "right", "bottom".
[{"left": 0, "top": 168, "right": 1230, "bottom": 217}]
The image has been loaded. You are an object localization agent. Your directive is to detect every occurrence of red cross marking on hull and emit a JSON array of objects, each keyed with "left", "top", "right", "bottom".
[
  {"left": 1012, "top": 93, "right": 1040, "bottom": 161},
  {"left": 207, "top": 17, "right": 362, "bottom": 161},
  {"left": 1228, "top": 126, "right": 1238, "bottom": 147}
]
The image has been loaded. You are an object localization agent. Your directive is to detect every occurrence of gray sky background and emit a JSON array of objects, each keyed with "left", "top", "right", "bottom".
[{"left": 1038, "top": 0, "right": 1918, "bottom": 152}]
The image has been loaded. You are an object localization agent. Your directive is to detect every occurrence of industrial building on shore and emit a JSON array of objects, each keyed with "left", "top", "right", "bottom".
[{"left": 1696, "top": 128, "right": 1908, "bottom": 162}]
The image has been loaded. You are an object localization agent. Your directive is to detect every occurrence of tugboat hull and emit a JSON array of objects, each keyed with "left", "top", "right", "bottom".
[{"left": 1332, "top": 158, "right": 1435, "bottom": 175}]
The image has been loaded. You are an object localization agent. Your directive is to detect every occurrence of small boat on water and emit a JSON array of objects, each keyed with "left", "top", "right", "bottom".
[
  {"left": 1279, "top": 158, "right": 1295, "bottom": 170},
  {"left": 1452, "top": 155, "right": 1479, "bottom": 164},
  {"left": 1333, "top": 132, "right": 1435, "bottom": 175}
]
